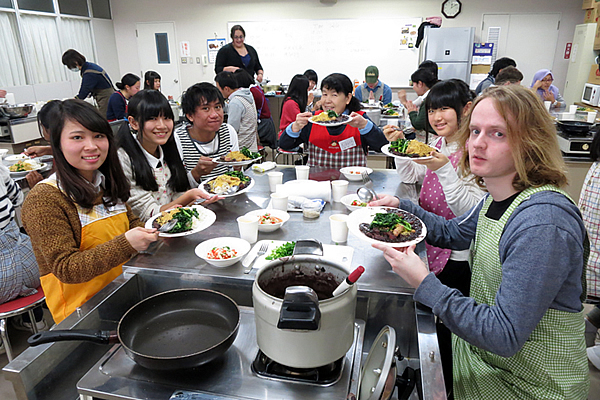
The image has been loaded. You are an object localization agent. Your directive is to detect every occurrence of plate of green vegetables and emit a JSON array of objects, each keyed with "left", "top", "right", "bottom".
[{"left": 145, "top": 205, "right": 216, "bottom": 238}]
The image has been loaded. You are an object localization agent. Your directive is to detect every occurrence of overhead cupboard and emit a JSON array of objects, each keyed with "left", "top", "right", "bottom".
[{"left": 227, "top": 18, "right": 422, "bottom": 88}]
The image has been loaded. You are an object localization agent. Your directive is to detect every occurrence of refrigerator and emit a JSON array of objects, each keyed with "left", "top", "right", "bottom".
[
  {"left": 563, "top": 23, "right": 598, "bottom": 106},
  {"left": 423, "top": 27, "right": 476, "bottom": 83}
]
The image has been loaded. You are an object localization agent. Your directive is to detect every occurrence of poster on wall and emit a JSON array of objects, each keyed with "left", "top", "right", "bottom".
[
  {"left": 207, "top": 38, "right": 226, "bottom": 63},
  {"left": 399, "top": 24, "right": 418, "bottom": 50}
]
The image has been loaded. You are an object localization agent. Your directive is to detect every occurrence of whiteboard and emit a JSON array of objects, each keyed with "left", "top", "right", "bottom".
[{"left": 227, "top": 18, "right": 422, "bottom": 88}]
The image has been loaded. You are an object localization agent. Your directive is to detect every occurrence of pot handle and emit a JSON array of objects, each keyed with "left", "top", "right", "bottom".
[
  {"left": 277, "top": 286, "right": 321, "bottom": 330},
  {"left": 28, "top": 330, "right": 116, "bottom": 346}
]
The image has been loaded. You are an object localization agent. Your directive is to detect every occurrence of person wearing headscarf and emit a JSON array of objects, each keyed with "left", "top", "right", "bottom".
[{"left": 531, "top": 69, "right": 564, "bottom": 109}]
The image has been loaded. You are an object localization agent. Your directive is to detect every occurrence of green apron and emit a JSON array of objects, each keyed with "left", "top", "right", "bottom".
[{"left": 452, "top": 185, "right": 589, "bottom": 399}]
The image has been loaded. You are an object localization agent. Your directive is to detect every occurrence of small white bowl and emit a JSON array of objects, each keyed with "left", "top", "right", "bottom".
[
  {"left": 341, "top": 193, "right": 368, "bottom": 211},
  {"left": 244, "top": 209, "right": 290, "bottom": 232},
  {"left": 339, "top": 166, "right": 373, "bottom": 181},
  {"left": 195, "top": 237, "right": 251, "bottom": 267}
]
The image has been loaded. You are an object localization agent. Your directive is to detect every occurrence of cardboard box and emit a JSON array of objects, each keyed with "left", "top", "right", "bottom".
[
  {"left": 594, "top": 21, "right": 600, "bottom": 49},
  {"left": 471, "top": 64, "right": 490, "bottom": 74},
  {"left": 585, "top": 6, "right": 599, "bottom": 23},
  {"left": 588, "top": 65, "right": 600, "bottom": 85},
  {"left": 584, "top": 0, "right": 596, "bottom": 10}
]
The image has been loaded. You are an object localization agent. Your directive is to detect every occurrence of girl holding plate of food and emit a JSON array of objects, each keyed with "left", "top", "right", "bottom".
[
  {"left": 117, "top": 90, "right": 218, "bottom": 222},
  {"left": 21, "top": 99, "right": 158, "bottom": 324},
  {"left": 279, "top": 73, "right": 387, "bottom": 169}
]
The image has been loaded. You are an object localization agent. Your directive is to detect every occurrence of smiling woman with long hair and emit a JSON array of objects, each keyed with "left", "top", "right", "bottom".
[{"left": 21, "top": 99, "right": 158, "bottom": 324}]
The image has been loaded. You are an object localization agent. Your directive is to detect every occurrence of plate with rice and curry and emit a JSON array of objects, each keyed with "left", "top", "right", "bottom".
[
  {"left": 212, "top": 146, "right": 262, "bottom": 166},
  {"left": 382, "top": 139, "right": 435, "bottom": 160},
  {"left": 309, "top": 110, "right": 353, "bottom": 127},
  {"left": 200, "top": 170, "right": 254, "bottom": 197}
]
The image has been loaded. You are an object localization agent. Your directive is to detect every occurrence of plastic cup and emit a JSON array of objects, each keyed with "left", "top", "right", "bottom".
[
  {"left": 331, "top": 180, "right": 349, "bottom": 202},
  {"left": 544, "top": 101, "right": 551, "bottom": 111},
  {"left": 569, "top": 105, "right": 578, "bottom": 114},
  {"left": 330, "top": 214, "right": 349, "bottom": 243},
  {"left": 237, "top": 215, "right": 259, "bottom": 244},
  {"left": 270, "top": 193, "right": 289, "bottom": 211},
  {"left": 588, "top": 111, "right": 597, "bottom": 123},
  {"left": 295, "top": 165, "right": 310, "bottom": 180},
  {"left": 267, "top": 171, "right": 283, "bottom": 192}
]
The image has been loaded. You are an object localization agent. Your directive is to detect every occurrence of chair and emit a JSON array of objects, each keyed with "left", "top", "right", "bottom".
[
  {"left": 274, "top": 147, "right": 305, "bottom": 165},
  {"left": 0, "top": 286, "right": 45, "bottom": 361}
]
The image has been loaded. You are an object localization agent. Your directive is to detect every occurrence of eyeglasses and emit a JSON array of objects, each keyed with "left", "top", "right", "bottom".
[{"left": 233, "top": 36, "right": 244, "bottom": 40}]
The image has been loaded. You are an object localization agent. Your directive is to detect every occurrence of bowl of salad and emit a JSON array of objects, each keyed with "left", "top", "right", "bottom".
[
  {"left": 194, "top": 237, "right": 251, "bottom": 267},
  {"left": 341, "top": 194, "right": 368, "bottom": 211},
  {"left": 244, "top": 209, "right": 290, "bottom": 232},
  {"left": 339, "top": 166, "right": 373, "bottom": 181}
]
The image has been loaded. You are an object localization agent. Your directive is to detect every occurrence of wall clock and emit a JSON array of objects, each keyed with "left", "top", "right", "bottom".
[{"left": 442, "top": 0, "right": 462, "bottom": 19}]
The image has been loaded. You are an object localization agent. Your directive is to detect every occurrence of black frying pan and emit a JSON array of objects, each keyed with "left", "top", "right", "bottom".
[
  {"left": 28, "top": 289, "right": 240, "bottom": 370},
  {"left": 557, "top": 120, "right": 594, "bottom": 135}
]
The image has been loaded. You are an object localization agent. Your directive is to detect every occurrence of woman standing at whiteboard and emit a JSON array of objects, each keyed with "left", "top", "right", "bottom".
[{"left": 215, "top": 25, "right": 264, "bottom": 83}]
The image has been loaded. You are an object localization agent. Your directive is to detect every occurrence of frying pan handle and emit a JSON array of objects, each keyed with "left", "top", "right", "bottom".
[{"left": 28, "top": 330, "right": 116, "bottom": 346}]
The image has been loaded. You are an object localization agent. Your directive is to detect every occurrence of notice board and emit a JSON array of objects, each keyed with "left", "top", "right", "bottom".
[{"left": 227, "top": 18, "right": 422, "bottom": 88}]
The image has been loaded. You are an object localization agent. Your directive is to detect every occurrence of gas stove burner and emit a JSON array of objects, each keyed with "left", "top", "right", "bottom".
[{"left": 252, "top": 350, "right": 344, "bottom": 386}]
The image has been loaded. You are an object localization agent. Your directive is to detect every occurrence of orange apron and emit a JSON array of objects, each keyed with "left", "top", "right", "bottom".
[{"left": 40, "top": 181, "right": 130, "bottom": 324}]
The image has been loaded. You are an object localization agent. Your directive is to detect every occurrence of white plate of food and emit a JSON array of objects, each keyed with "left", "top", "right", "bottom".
[
  {"left": 381, "top": 142, "right": 434, "bottom": 161},
  {"left": 4, "top": 154, "right": 30, "bottom": 163},
  {"left": 347, "top": 206, "right": 427, "bottom": 247},
  {"left": 340, "top": 194, "right": 368, "bottom": 211},
  {"left": 381, "top": 110, "right": 400, "bottom": 117},
  {"left": 194, "top": 237, "right": 251, "bottom": 267},
  {"left": 212, "top": 148, "right": 262, "bottom": 166},
  {"left": 309, "top": 111, "right": 353, "bottom": 127},
  {"left": 8, "top": 160, "right": 47, "bottom": 178},
  {"left": 145, "top": 205, "right": 216, "bottom": 238},
  {"left": 200, "top": 171, "right": 255, "bottom": 197},
  {"left": 244, "top": 209, "right": 290, "bottom": 232},
  {"left": 339, "top": 166, "right": 373, "bottom": 181}
]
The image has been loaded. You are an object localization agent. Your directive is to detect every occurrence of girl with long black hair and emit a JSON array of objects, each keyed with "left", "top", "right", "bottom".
[{"left": 117, "top": 90, "right": 216, "bottom": 222}]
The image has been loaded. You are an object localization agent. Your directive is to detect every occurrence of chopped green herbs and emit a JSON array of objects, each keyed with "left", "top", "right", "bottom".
[{"left": 265, "top": 241, "right": 296, "bottom": 260}]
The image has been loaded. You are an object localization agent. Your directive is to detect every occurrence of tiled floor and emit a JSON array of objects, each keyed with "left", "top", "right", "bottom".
[{"left": 0, "top": 312, "right": 599, "bottom": 400}]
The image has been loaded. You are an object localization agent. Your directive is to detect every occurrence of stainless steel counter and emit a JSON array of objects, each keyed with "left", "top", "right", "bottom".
[
  {"left": 3, "top": 166, "right": 444, "bottom": 400},
  {"left": 127, "top": 167, "right": 423, "bottom": 294}
]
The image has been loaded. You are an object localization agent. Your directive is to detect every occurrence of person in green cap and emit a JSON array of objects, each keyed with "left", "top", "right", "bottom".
[{"left": 354, "top": 65, "right": 392, "bottom": 104}]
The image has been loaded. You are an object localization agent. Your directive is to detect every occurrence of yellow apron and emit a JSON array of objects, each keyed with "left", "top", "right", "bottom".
[{"left": 40, "top": 181, "right": 130, "bottom": 324}]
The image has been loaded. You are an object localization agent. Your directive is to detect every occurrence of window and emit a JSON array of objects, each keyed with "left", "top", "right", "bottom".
[
  {"left": 57, "top": 0, "right": 89, "bottom": 17},
  {"left": 156, "top": 33, "right": 170, "bottom": 64},
  {"left": 17, "top": 0, "right": 54, "bottom": 13},
  {"left": 0, "top": 1, "right": 110, "bottom": 88},
  {"left": 91, "top": 0, "right": 110, "bottom": 19},
  {"left": 0, "top": 12, "right": 26, "bottom": 86}
]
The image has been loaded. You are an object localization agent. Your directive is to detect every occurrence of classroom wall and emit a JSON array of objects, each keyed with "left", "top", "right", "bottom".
[{"left": 110, "top": 0, "right": 582, "bottom": 96}]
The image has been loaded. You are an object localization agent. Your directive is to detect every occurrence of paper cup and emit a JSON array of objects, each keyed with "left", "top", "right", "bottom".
[
  {"left": 237, "top": 215, "right": 259, "bottom": 244},
  {"left": 544, "top": 101, "right": 551, "bottom": 111},
  {"left": 331, "top": 180, "right": 349, "bottom": 202},
  {"left": 270, "top": 193, "right": 289, "bottom": 211},
  {"left": 588, "top": 111, "right": 597, "bottom": 124},
  {"left": 330, "top": 214, "right": 349, "bottom": 243},
  {"left": 267, "top": 171, "right": 283, "bottom": 192},
  {"left": 295, "top": 165, "right": 310, "bottom": 180},
  {"left": 569, "top": 105, "right": 578, "bottom": 114}
]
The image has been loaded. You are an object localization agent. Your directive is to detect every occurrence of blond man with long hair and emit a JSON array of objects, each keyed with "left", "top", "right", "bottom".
[{"left": 370, "top": 85, "right": 589, "bottom": 399}]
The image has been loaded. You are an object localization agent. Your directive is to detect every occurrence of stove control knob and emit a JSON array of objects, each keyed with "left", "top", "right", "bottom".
[{"left": 583, "top": 144, "right": 590, "bottom": 151}]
